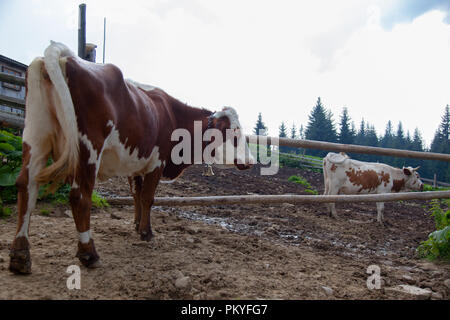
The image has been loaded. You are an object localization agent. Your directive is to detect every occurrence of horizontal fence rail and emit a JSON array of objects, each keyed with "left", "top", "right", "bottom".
[
  {"left": 421, "top": 178, "right": 450, "bottom": 188},
  {"left": 106, "top": 190, "right": 450, "bottom": 207},
  {"left": 279, "top": 152, "right": 323, "bottom": 170},
  {"left": 247, "top": 135, "right": 450, "bottom": 162}
]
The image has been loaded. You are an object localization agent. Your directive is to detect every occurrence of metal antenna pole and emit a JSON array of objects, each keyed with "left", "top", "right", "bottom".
[
  {"left": 78, "top": 3, "right": 86, "bottom": 59},
  {"left": 103, "top": 17, "right": 106, "bottom": 64}
]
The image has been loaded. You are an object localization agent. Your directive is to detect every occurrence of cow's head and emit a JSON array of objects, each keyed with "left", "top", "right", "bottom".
[
  {"left": 402, "top": 166, "right": 424, "bottom": 191},
  {"left": 207, "top": 107, "right": 255, "bottom": 170}
]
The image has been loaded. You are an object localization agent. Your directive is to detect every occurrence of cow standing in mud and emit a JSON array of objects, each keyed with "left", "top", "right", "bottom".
[
  {"left": 9, "top": 42, "right": 254, "bottom": 274},
  {"left": 323, "top": 152, "right": 423, "bottom": 224}
]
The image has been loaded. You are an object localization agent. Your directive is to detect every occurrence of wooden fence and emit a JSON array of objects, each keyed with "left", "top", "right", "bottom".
[{"left": 107, "top": 190, "right": 450, "bottom": 207}]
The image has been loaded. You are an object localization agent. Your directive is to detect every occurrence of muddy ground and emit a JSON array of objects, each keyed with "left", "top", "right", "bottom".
[{"left": 0, "top": 164, "right": 448, "bottom": 300}]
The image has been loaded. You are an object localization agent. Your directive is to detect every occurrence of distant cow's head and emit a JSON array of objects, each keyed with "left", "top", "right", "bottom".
[
  {"left": 206, "top": 107, "right": 255, "bottom": 170},
  {"left": 403, "top": 166, "right": 424, "bottom": 191}
]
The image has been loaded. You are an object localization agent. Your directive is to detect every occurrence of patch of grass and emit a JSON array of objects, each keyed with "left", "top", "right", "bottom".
[
  {"left": 304, "top": 188, "right": 319, "bottom": 195},
  {"left": 423, "top": 184, "right": 450, "bottom": 192},
  {"left": 40, "top": 208, "right": 50, "bottom": 216},
  {"left": 0, "top": 199, "right": 12, "bottom": 218},
  {"left": 288, "top": 175, "right": 318, "bottom": 195},
  {"left": 417, "top": 199, "right": 450, "bottom": 261},
  {"left": 92, "top": 191, "right": 110, "bottom": 209}
]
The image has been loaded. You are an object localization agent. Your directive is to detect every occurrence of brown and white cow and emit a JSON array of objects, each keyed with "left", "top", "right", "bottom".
[
  {"left": 9, "top": 41, "right": 254, "bottom": 274},
  {"left": 323, "top": 152, "right": 423, "bottom": 224}
]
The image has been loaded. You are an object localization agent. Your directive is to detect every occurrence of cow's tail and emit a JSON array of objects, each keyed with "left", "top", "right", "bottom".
[{"left": 35, "top": 41, "right": 79, "bottom": 189}]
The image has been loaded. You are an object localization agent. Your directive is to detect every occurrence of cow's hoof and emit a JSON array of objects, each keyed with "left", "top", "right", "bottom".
[
  {"left": 140, "top": 230, "right": 154, "bottom": 242},
  {"left": 76, "top": 240, "right": 100, "bottom": 268},
  {"left": 9, "top": 248, "right": 32, "bottom": 274}
]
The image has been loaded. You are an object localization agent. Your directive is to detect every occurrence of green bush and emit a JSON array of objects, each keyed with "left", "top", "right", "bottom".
[
  {"left": 0, "top": 129, "right": 109, "bottom": 217},
  {"left": 0, "top": 130, "right": 23, "bottom": 214},
  {"left": 417, "top": 199, "right": 450, "bottom": 261}
]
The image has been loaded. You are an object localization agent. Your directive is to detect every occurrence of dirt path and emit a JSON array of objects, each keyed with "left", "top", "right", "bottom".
[{"left": 0, "top": 165, "right": 448, "bottom": 299}]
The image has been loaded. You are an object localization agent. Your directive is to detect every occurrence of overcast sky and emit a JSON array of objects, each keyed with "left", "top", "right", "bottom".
[{"left": 1, "top": 0, "right": 450, "bottom": 147}]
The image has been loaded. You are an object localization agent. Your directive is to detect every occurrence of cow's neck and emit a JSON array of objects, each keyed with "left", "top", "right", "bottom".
[
  {"left": 172, "top": 100, "right": 213, "bottom": 135},
  {"left": 162, "top": 97, "right": 214, "bottom": 180}
]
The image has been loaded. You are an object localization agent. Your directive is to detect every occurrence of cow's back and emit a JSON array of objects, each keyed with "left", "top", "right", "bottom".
[{"left": 64, "top": 57, "right": 174, "bottom": 179}]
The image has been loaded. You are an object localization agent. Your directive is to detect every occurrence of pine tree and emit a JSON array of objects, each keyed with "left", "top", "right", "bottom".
[
  {"left": 279, "top": 122, "right": 289, "bottom": 153},
  {"left": 411, "top": 128, "right": 424, "bottom": 152},
  {"left": 409, "top": 128, "right": 424, "bottom": 171},
  {"left": 326, "top": 110, "right": 338, "bottom": 143},
  {"left": 431, "top": 105, "right": 450, "bottom": 152},
  {"left": 299, "top": 124, "right": 305, "bottom": 140},
  {"left": 394, "top": 122, "right": 405, "bottom": 149},
  {"left": 380, "top": 121, "right": 394, "bottom": 149},
  {"left": 253, "top": 112, "right": 268, "bottom": 136},
  {"left": 253, "top": 112, "right": 268, "bottom": 163},
  {"left": 279, "top": 122, "right": 287, "bottom": 138},
  {"left": 430, "top": 105, "right": 450, "bottom": 181},
  {"left": 304, "top": 97, "right": 337, "bottom": 156},
  {"left": 290, "top": 123, "right": 297, "bottom": 139},
  {"left": 338, "top": 107, "right": 355, "bottom": 144},
  {"left": 405, "top": 131, "right": 412, "bottom": 149},
  {"left": 355, "top": 119, "right": 366, "bottom": 146},
  {"left": 365, "top": 124, "right": 378, "bottom": 147}
]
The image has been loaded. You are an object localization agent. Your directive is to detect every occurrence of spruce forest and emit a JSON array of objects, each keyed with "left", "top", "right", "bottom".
[{"left": 256, "top": 97, "right": 450, "bottom": 182}]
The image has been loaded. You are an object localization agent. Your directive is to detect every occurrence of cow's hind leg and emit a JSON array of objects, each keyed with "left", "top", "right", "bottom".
[
  {"left": 70, "top": 155, "right": 100, "bottom": 268},
  {"left": 376, "top": 202, "right": 385, "bottom": 224},
  {"left": 10, "top": 142, "right": 49, "bottom": 274},
  {"left": 324, "top": 182, "right": 338, "bottom": 218},
  {"left": 128, "top": 176, "right": 143, "bottom": 232},
  {"left": 138, "top": 169, "right": 162, "bottom": 241}
]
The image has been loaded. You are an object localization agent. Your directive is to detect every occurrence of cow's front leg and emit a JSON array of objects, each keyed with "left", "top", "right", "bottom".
[
  {"left": 376, "top": 202, "right": 385, "bottom": 224},
  {"left": 128, "top": 176, "right": 143, "bottom": 232},
  {"left": 138, "top": 169, "right": 162, "bottom": 241}
]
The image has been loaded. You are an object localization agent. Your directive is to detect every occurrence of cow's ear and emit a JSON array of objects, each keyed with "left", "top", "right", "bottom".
[{"left": 403, "top": 167, "right": 412, "bottom": 176}]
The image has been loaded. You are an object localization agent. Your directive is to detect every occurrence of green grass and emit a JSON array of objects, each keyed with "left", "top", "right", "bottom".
[
  {"left": 40, "top": 208, "right": 51, "bottom": 216},
  {"left": 288, "top": 175, "right": 318, "bottom": 195},
  {"left": 0, "top": 199, "right": 12, "bottom": 218},
  {"left": 91, "top": 191, "right": 110, "bottom": 209},
  {"left": 423, "top": 184, "right": 450, "bottom": 192}
]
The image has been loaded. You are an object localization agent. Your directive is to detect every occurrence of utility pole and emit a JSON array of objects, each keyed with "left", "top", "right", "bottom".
[
  {"left": 78, "top": 3, "right": 86, "bottom": 59},
  {"left": 103, "top": 17, "right": 106, "bottom": 64}
]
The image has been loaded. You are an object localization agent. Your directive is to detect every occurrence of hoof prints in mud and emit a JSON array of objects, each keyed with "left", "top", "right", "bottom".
[{"left": 156, "top": 206, "right": 403, "bottom": 261}]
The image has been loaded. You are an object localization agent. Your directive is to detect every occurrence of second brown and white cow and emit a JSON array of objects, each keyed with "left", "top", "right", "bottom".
[{"left": 323, "top": 152, "right": 423, "bottom": 223}]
